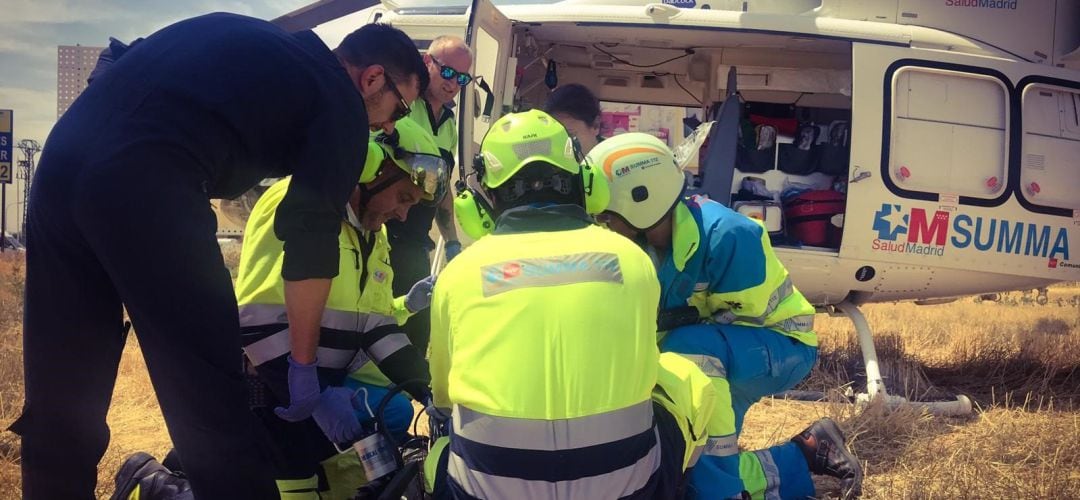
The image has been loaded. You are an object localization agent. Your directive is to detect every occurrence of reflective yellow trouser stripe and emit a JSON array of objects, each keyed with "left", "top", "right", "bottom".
[
  {"left": 425, "top": 436, "right": 451, "bottom": 494},
  {"left": 276, "top": 475, "right": 319, "bottom": 500},
  {"left": 739, "top": 450, "right": 781, "bottom": 500},
  {"left": 704, "top": 375, "right": 737, "bottom": 455},
  {"left": 740, "top": 452, "right": 767, "bottom": 500},
  {"left": 652, "top": 352, "right": 718, "bottom": 470},
  {"left": 321, "top": 449, "right": 369, "bottom": 500}
]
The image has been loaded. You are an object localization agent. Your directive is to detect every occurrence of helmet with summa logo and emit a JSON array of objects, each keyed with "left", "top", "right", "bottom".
[{"left": 587, "top": 132, "right": 686, "bottom": 230}]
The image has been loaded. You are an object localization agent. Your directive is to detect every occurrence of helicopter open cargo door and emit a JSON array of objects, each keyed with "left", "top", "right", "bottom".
[
  {"left": 848, "top": 42, "right": 1079, "bottom": 282},
  {"left": 460, "top": 0, "right": 513, "bottom": 167}
]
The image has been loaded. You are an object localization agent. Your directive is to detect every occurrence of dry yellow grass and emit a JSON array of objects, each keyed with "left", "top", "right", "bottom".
[
  {"left": 0, "top": 251, "right": 1077, "bottom": 498},
  {"left": 0, "top": 253, "right": 171, "bottom": 499}
]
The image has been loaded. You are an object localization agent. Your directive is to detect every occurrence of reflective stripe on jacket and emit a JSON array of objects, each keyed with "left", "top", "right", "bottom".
[
  {"left": 429, "top": 209, "right": 664, "bottom": 497},
  {"left": 235, "top": 178, "right": 409, "bottom": 370},
  {"left": 659, "top": 196, "right": 817, "bottom": 346}
]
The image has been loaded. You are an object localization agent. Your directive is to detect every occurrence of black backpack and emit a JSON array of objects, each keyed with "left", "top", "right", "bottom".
[
  {"left": 736, "top": 123, "right": 777, "bottom": 173},
  {"left": 778, "top": 122, "right": 820, "bottom": 175},
  {"left": 817, "top": 120, "right": 850, "bottom": 176}
]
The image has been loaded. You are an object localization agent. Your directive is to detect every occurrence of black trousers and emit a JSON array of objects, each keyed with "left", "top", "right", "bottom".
[
  {"left": 242, "top": 325, "right": 349, "bottom": 482},
  {"left": 388, "top": 239, "right": 432, "bottom": 355},
  {"left": 13, "top": 93, "right": 279, "bottom": 499},
  {"left": 252, "top": 396, "right": 338, "bottom": 486}
]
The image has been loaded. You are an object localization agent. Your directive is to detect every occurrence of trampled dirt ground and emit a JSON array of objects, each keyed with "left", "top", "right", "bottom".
[{"left": 0, "top": 252, "right": 1076, "bottom": 498}]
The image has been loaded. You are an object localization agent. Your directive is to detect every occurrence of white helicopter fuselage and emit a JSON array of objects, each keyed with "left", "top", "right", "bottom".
[{"left": 292, "top": 0, "right": 1080, "bottom": 306}]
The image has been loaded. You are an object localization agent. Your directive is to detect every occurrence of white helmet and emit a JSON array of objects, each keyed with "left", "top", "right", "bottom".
[{"left": 587, "top": 133, "right": 686, "bottom": 230}]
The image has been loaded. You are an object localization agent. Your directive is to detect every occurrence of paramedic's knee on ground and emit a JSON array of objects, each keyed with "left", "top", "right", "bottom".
[
  {"left": 422, "top": 352, "right": 719, "bottom": 497},
  {"left": 662, "top": 323, "right": 817, "bottom": 431},
  {"left": 652, "top": 352, "right": 717, "bottom": 469}
]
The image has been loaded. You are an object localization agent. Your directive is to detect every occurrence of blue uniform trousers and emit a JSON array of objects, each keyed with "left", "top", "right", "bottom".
[{"left": 663, "top": 324, "right": 818, "bottom": 499}]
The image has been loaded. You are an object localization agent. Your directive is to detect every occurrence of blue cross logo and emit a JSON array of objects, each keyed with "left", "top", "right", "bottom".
[{"left": 872, "top": 204, "right": 908, "bottom": 241}]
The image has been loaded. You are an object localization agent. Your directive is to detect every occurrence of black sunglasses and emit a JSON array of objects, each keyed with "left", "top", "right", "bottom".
[
  {"left": 381, "top": 71, "right": 412, "bottom": 122},
  {"left": 430, "top": 55, "right": 473, "bottom": 86}
]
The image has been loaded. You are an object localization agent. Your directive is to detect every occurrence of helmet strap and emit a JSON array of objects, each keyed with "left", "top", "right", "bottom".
[{"left": 357, "top": 167, "right": 407, "bottom": 203}]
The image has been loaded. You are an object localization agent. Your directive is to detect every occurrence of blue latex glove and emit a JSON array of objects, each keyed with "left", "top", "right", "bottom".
[
  {"left": 311, "top": 387, "right": 364, "bottom": 444},
  {"left": 422, "top": 395, "right": 451, "bottom": 440},
  {"left": 404, "top": 275, "right": 436, "bottom": 313},
  {"left": 274, "top": 356, "right": 321, "bottom": 422},
  {"left": 444, "top": 241, "right": 462, "bottom": 262}
]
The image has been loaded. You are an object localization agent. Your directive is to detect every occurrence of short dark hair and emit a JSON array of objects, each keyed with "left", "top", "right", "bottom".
[
  {"left": 542, "top": 84, "right": 601, "bottom": 127},
  {"left": 335, "top": 23, "right": 430, "bottom": 95}
]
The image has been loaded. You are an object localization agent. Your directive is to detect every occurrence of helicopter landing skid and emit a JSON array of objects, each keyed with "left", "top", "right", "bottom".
[
  {"left": 780, "top": 301, "right": 972, "bottom": 416},
  {"left": 832, "top": 300, "right": 972, "bottom": 416}
]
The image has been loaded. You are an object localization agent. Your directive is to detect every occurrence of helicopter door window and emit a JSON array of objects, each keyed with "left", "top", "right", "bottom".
[
  {"left": 1019, "top": 84, "right": 1080, "bottom": 212},
  {"left": 889, "top": 67, "right": 1008, "bottom": 201}
]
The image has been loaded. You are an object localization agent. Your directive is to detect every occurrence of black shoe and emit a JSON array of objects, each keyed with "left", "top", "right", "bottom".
[
  {"left": 791, "top": 418, "right": 864, "bottom": 499},
  {"left": 110, "top": 452, "right": 193, "bottom": 500},
  {"left": 112, "top": 452, "right": 163, "bottom": 500}
]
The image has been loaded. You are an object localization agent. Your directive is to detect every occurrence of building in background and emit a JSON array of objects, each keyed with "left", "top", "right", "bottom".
[{"left": 57, "top": 45, "right": 104, "bottom": 118}]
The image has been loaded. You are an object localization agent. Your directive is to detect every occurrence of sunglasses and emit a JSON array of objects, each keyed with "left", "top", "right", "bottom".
[
  {"left": 381, "top": 71, "right": 412, "bottom": 122},
  {"left": 430, "top": 55, "right": 473, "bottom": 86}
]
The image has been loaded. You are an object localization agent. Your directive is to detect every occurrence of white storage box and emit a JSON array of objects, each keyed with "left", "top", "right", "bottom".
[{"left": 734, "top": 201, "right": 784, "bottom": 235}]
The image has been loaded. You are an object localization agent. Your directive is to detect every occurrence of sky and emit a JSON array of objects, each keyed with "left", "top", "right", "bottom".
[
  {"left": 0, "top": 0, "right": 316, "bottom": 145},
  {"left": 0, "top": 0, "right": 552, "bottom": 234},
  {"left": 0, "top": 0, "right": 548, "bottom": 145},
  {"left": 0, "top": 0, "right": 331, "bottom": 234}
]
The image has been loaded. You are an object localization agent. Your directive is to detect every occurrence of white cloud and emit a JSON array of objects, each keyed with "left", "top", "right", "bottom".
[
  {"left": 192, "top": 1, "right": 257, "bottom": 16},
  {"left": 0, "top": 37, "right": 45, "bottom": 55},
  {"left": 314, "top": 9, "right": 378, "bottom": 48},
  {"left": 0, "top": 0, "right": 320, "bottom": 149},
  {"left": 0, "top": 87, "right": 52, "bottom": 237},
  {"left": 0, "top": 0, "right": 135, "bottom": 25},
  {"left": 0, "top": 87, "right": 58, "bottom": 145}
]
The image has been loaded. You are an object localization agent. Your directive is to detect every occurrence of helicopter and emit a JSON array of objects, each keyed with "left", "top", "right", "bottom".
[{"left": 272, "top": 0, "right": 1080, "bottom": 415}]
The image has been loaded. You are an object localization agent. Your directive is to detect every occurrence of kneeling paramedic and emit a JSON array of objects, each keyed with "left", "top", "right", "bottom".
[
  {"left": 589, "top": 133, "right": 864, "bottom": 499},
  {"left": 236, "top": 117, "right": 446, "bottom": 498},
  {"left": 107, "top": 119, "right": 446, "bottom": 500},
  {"left": 423, "top": 109, "right": 718, "bottom": 499}
]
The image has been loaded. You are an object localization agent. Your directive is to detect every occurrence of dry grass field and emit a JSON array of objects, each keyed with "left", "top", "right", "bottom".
[{"left": 0, "top": 250, "right": 1077, "bottom": 498}]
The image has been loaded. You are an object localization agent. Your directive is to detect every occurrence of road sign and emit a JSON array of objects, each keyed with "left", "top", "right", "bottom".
[{"left": 0, "top": 110, "right": 12, "bottom": 184}]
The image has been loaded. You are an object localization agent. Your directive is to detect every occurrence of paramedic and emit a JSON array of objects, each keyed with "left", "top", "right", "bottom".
[
  {"left": 109, "top": 119, "right": 446, "bottom": 500},
  {"left": 388, "top": 35, "right": 474, "bottom": 354},
  {"left": 236, "top": 117, "right": 445, "bottom": 498},
  {"left": 15, "top": 14, "right": 427, "bottom": 499},
  {"left": 424, "top": 110, "right": 716, "bottom": 499},
  {"left": 543, "top": 83, "right": 604, "bottom": 153},
  {"left": 591, "top": 133, "right": 864, "bottom": 499}
]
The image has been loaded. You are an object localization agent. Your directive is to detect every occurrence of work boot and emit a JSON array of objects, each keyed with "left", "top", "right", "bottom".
[
  {"left": 110, "top": 452, "right": 193, "bottom": 500},
  {"left": 791, "top": 418, "right": 863, "bottom": 499}
]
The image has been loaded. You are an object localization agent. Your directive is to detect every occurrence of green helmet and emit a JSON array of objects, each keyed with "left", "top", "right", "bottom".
[
  {"left": 365, "top": 117, "right": 448, "bottom": 201},
  {"left": 477, "top": 109, "right": 609, "bottom": 214},
  {"left": 479, "top": 109, "right": 581, "bottom": 188},
  {"left": 587, "top": 132, "right": 685, "bottom": 230}
]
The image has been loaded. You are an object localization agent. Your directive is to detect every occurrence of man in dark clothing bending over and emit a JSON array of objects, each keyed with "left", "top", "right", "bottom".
[{"left": 12, "top": 13, "right": 428, "bottom": 499}]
